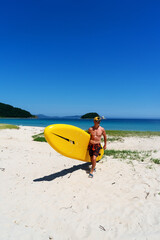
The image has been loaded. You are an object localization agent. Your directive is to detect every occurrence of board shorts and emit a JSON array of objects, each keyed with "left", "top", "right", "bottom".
[{"left": 88, "top": 143, "right": 101, "bottom": 157}]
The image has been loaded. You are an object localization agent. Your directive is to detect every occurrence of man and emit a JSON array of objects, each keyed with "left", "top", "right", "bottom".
[{"left": 88, "top": 116, "right": 107, "bottom": 178}]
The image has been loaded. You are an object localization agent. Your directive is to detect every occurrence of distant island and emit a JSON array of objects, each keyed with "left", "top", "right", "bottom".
[
  {"left": 0, "top": 104, "right": 103, "bottom": 120},
  {"left": 0, "top": 102, "right": 36, "bottom": 118},
  {"left": 81, "top": 112, "right": 100, "bottom": 119}
]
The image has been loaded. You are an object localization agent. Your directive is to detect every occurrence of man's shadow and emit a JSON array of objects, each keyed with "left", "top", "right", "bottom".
[{"left": 33, "top": 162, "right": 91, "bottom": 182}]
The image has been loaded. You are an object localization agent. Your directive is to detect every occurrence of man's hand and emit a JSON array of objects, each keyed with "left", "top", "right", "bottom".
[{"left": 103, "top": 144, "right": 106, "bottom": 150}]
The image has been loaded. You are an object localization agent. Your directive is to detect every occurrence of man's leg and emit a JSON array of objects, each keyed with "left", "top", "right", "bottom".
[{"left": 90, "top": 155, "right": 97, "bottom": 174}]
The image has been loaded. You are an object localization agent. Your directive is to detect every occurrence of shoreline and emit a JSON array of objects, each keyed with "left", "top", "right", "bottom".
[
  {"left": 1, "top": 126, "right": 160, "bottom": 239},
  {"left": 1, "top": 119, "right": 160, "bottom": 132}
]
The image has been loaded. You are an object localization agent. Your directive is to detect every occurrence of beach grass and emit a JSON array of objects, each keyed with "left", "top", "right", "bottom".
[
  {"left": 105, "top": 130, "right": 160, "bottom": 137},
  {"left": 32, "top": 133, "right": 46, "bottom": 142},
  {"left": 0, "top": 124, "right": 19, "bottom": 130},
  {"left": 102, "top": 137, "right": 123, "bottom": 142},
  {"left": 104, "top": 149, "right": 153, "bottom": 162},
  {"left": 32, "top": 130, "right": 160, "bottom": 143},
  {"left": 151, "top": 158, "right": 160, "bottom": 164}
]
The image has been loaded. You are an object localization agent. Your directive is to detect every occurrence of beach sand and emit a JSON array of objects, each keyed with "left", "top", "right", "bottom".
[{"left": 1, "top": 126, "right": 160, "bottom": 240}]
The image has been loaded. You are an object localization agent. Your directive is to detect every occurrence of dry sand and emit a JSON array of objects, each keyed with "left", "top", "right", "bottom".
[{"left": 0, "top": 126, "right": 160, "bottom": 240}]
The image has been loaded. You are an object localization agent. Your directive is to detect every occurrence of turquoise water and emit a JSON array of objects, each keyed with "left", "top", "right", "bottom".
[{"left": 1, "top": 118, "right": 160, "bottom": 131}]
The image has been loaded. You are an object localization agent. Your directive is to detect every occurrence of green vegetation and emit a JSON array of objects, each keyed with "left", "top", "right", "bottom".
[
  {"left": 86, "top": 130, "right": 160, "bottom": 138},
  {"left": 151, "top": 158, "right": 160, "bottom": 164},
  {"left": 0, "top": 124, "right": 19, "bottom": 129},
  {"left": 81, "top": 112, "right": 99, "bottom": 119},
  {"left": 34, "top": 137, "right": 46, "bottom": 142},
  {"left": 104, "top": 149, "right": 160, "bottom": 165},
  {"left": 103, "top": 137, "right": 123, "bottom": 142},
  {"left": 0, "top": 102, "right": 36, "bottom": 118},
  {"left": 104, "top": 149, "right": 152, "bottom": 162},
  {"left": 33, "top": 129, "right": 160, "bottom": 143},
  {"left": 87, "top": 129, "right": 160, "bottom": 142},
  {"left": 32, "top": 133, "right": 47, "bottom": 142},
  {"left": 106, "top": 130, "right": 160, "bottom": 137}
]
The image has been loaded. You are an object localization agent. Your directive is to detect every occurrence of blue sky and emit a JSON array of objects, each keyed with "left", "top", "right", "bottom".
[{"left": 0, "top": 0, "right": 160, "bottom": 118}]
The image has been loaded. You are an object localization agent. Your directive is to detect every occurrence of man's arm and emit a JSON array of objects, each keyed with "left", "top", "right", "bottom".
[
  {"left": 88, "top": 127, "right": 91, "bottom": 134},
  {"left": 102, "top": 128, "right": 107, "bottom": 150}
]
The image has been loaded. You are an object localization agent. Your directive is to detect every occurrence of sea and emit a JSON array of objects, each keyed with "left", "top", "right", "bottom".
[{"left": 1, "top": 118, "right": 160, "bottom": 132}]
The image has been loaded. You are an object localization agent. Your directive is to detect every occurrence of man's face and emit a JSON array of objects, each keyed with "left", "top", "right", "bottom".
[{"left": 94, "top": 120, "right": 100, "bottom": 126}]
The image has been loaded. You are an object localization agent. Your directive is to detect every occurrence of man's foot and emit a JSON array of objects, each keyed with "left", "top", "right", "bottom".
[{"left": 88, "top": 173, "right": 93, "bottom": 178}]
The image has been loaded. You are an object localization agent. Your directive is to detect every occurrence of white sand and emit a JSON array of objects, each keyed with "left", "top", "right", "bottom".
[{"left": 1, "top": 126, "right": 160, "bottom": 240}]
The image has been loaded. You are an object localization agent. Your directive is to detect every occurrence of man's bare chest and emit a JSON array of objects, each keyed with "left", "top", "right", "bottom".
[{"left": 91, "top": 128, "right": 102, "bottom": 137}]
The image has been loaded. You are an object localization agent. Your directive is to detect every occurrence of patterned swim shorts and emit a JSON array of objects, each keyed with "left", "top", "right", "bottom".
[{"left": 88, "top": 143, "right": 101, "bottom": 157}]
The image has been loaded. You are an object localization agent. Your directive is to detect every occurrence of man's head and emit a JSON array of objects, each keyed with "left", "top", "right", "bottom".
[{"left": 94, "top": 116, "right": 101, "bottom": 124}]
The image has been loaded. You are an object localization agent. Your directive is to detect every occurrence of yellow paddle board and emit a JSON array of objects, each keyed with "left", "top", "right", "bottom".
[{"left": 44, "top": 124, "right": 104, "bottom": 162}]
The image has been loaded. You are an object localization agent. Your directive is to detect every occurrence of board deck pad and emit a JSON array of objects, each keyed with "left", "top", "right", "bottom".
[{"left": 44, "top": 124, "right": 104, "bottom": 162}]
